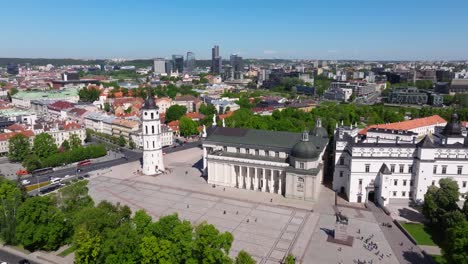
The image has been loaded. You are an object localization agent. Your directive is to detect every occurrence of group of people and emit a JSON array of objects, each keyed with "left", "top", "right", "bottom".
[{"left": 355, "top": 232, "right": 392, "bottom": 263}]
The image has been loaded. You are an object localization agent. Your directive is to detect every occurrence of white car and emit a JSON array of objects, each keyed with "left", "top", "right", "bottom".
[
  {"left": 64, "top": 174, "right": 71, "bottom": 178},
  {"left": 21, "top": 179, "right": 31, "bottom": 185},
  {"left": 50, "top": 177, "right": 61, "bottom": 184}
]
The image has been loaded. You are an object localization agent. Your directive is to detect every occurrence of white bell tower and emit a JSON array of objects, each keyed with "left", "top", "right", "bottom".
[{"left": 141, "top": 93, "right": 164, "bottom": 175}]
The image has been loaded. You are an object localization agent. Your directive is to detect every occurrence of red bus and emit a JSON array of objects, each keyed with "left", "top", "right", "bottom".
[{"left": 77, "top": 160, "right": 91, "bottom": 167}]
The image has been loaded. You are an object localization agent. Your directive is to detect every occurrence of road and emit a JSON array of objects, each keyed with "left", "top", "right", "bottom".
[
  {"left": 22, "top": 141, "right": 201, "bottom": 189},
  {"left": 0, "top": 248, "right": 37, "bottom": 264},
  {"left": 367, "top": 203, "right": 434, "bottom": 264}
]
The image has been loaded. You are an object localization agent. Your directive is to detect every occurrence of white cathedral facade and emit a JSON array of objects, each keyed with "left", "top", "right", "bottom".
[
  {"left": 333, "top": 114, "right": 468, "bottom": 206},
  {"left": 141, "top": 95, "right": 165, "bottom": 175}
]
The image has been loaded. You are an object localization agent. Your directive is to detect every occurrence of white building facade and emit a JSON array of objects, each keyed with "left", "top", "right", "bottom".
[
  {"left": 333, "top": 114, "right": 468, "bottom": 206},
  {"left": 141, "top": 96, "right": 165, "bottom": 175},
  {"left": 202, "top": 120, "right": 329, "bottom": 201}
]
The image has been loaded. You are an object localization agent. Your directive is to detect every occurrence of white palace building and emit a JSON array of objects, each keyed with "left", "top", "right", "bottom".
[
  {"left": 333, "top": 114, "right": 468, "bottom": 206},
  {"left": 202, "top": 119, "right": 329, "bottom": 201}
]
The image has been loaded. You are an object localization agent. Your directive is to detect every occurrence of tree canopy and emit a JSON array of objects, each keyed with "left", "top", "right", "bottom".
[
  {"left": 8, "top": 133, "right": 30, "bottom": 162},
  {"left": 33, "top": 133, "right": 57, "bottom": 159},
  {"left": 179, "top": 116, "right": 199, "bottom": 137},
  {"left": 166, "top": 105, "right": 187, "bottom": 123}
]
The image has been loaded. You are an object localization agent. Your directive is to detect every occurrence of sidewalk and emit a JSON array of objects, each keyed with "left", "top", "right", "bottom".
[{"left": 0, "top": 244, "right": 73, "bottom": 264}]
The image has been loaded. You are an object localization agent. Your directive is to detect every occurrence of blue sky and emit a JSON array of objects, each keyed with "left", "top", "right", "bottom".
[{"left": 2, "top": 0, "right": 468, "bottom": 60}]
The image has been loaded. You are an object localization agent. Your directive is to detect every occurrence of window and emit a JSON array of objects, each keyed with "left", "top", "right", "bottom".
[
  {"left": 410, "top": 180, "right": 413, "bottom": 186},
  {"left": 223, "top": 146, "right": 227, "bottom": 152},
  {"left": 463, "top": 181, "right": 467, "bottom": 188},
  {"left": 297, "top": 177, "right": 304, "bottom": 192},
  {"left": 152, "top": 141, "right": 155, "bottom": 148},
  {"left": 408, "top": 165, "right": 413, "bottom": 173},
  {"left": 399, "top": 165, "right": 404, "bottom": 173},
  {"left": 151, "top": 113, "right": 154, "bottom": 119},
  {"left": 145, "top": 126, "right": 148, "bottom": 135},
  {"left": 255, "top": 149, "right": 259, "bottom": 155},
  {"left": 339, "top": 171, "right": 343, "bottom": 177},
  {"left": 359, "top": 179, "right": 363, "bottom": 185},
  {"left": 457, "top": 166, "right": 463, "bottom": 175},
  {"left": 265, "top": 150, "right": 269, "bottom": 156},
  {"left": 340, "top": 157, "right": 344, "bottom": 165},
  {"left": 403, "top": 180, "right": 407, "bottom": 186},
  {"left": 275, "top": 151, "right": 279, "bottom": 158},
  {"left": 390, "top": 164, "right": 395, "bottom": 173},
  {"left": 152, "top": 126, "right": 154, "bottom": 134},
  {"left": 433, "top": 165, "right": 437, "bottom": 174},
  {"left": 246, "top": 148, "right": 250, "bottom": 154},
  {"left": 442, "top": 166, "right": 447, "bottom": 174},
  {"left": 432, "top": 180, "right": 435, "bottom": 186},
  {"left": 402, "top": 191, "right": 406, "bottom": 197},
  {"left": 300, "top": 162, "right": 305, "bottom": 169},
  {"left": 365, "top": 164, "right": 370, "bottom": 173},
  {"left": 236, "top": 147, "right": 240, "bottom": 153},
  {"left": 394, "top": 179, "right": 398, "bottom": 186},
  {"left": 409, "top": 191, "right": 413, "bottom": 197},
  {"left": 393, "top": 191, "right": 397, "bottom": 197}
]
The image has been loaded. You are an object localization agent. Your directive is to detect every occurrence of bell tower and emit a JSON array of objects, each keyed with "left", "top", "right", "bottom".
[{"left": 141, "top": 92, "right": 164, "bottom": 175}]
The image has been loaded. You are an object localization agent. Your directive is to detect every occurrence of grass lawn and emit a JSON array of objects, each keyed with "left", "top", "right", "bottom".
[
  {"left": 58, "top": 245, "right": 75, "bottom": 257},
  {"left": 431, "top": 254, "right": 447, "bottom": 264},
  {"left": 401, "top": 222, "right": 437, "bottom": 246},
  {"left": 25, "top": 181, "right": 51, "bottom": 192}
]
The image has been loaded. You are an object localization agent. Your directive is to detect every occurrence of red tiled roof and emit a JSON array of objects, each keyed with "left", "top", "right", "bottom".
[
  {"left": 184, "top": 112, "right": 205, "bottom": 120},
  {"left": 359, "top": 115, "right": 447, "bottom": 135},
  {"left": 6, "top": 123, "right": 26, "bottom": 132},
  {"left": 0, "top": 130, "right": 35, "bottom": 141},
  {"left": 219, "top": 111, "right": 234, "bottom": 119},
  {"left": 63, "top": 123, "right": 82, "bottom": 131},
  {"left": 48, "top": 100, "right": 75, "bottom": 110},
  {"left": 167, "top": 120, "right": 180, "bottom": 131},
  {"left": 68, "top": 108, "right": 88, "bottom": 117}
]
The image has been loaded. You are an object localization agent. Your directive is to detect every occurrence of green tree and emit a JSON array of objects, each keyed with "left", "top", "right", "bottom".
[
  {"left": 463, "top": 199, "right": 468, "bottom": 219},
  {"left": 133, "top": 210, "right": 152, "bottom": 235},
  {"left": 140, "top": 235, "right": 174, "bottom": 264},
  {"left": 61, "top": 140, "right": 70, "bottom": 151},
  {"left": 199, "top": 103, "right": 217, "bottom": 116},
  {"left": 129, "top": 139, "right": 136, "bottom": 150},
  {"left": 74, "top": 225, "right": 102, "bottom": 264},
  {"left": 98, "top": 222, "right": 141, "bottom": 264},
  {"left": 118, "top": 135, "right": 126, "bottom": 147},
  {"left": 9, "top": 87, "right": 19, "bottom": 96},
  {"left": 8, "top": 133, "right": 30, "bottom": 162},
  {"left": 16, "top": 196, "right": 69, "bottom": 250},
  {"left": 235, "top": 250, "right": 256, "bottom": 264},
  {"left": 85, "top": 129, "right": 93, "bottom": 143},
  {"left": 285, "top": 253, "right": 295, "bottom": 264},
  {"left": 33, "top": 133, "right": 57, "bottom": 159},
  {"left": 54, "top": 180, "right": 94, "bottom": 221},
  {"left": 79, "top": 87, "right": 100, "bottom": 102},
  {"left": 0, "top": 179, "right": 23, "bottom": 244},
  {"left": 104, "top": 102, "right": 111, "bottom": 113},
  {"left": 70, "top": 133, "right": 82, "bottom": 149},
  {"left": 166, "top": 105, "right": 187, "bottom": 123},
  {"left": 443, "top": 221, "right": 468, "bottom": 264},
  {"left": 192, "top": 222, "right": 234, "bottom": 263},
  {"left": 179, "top": 117, "right": 198, "bottom": 137},
  {"left": 22, "top": 154, "right": 42, "bottom": 172}
]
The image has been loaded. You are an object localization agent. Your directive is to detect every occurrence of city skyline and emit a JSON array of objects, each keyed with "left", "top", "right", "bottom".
[{"left": 1, "top": 0, "right": 468, "bottom": 60}]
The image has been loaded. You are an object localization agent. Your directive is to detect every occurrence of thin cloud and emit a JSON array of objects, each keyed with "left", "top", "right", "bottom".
[{"left": 263, "top": 50, "right": 278, "bottom": 55}]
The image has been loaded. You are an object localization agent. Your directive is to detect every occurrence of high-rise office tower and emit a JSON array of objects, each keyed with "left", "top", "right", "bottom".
[
  {"left": 211, "top": 45, "right": 222, "bottom": 74},
  {"left": 230, "top": 54, "right": 243, "bottom": 72},
  {"left": 172, "top": 55, "right": 184, "bottom": 73},
  {"left": 165, "top": 60, "right": 173, "bottom": 75},
  {"left": 153, "top": 58, "right": 166, "bottom": 75},
  {"left": 186, "top": 52, "right": 195, "bottom": 73}
]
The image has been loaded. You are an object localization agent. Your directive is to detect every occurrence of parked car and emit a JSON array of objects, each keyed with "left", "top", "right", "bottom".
[
  {"left": 16, "top": 169, "right": 29, "bottom": 176},
  {"left": 18, "top": 259, "right": 31, "bottom": 264},
  {"left": 50, "top": 177, "right": 61, "bottom": 184},
  {"left": 64, "top": 174, "right": 71, "bottom": 178},
  {"left": 21, "top": 179, "right": 30, "bottom": 185}
]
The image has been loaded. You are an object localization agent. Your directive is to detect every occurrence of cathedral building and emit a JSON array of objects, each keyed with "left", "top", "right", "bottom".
[
  {"left": 333, "top": 114, "right": 468, "bottom": 206},
  {"left": 202, "top": 119, "right": 329, "bottom": 201},
  {"left": 141, "top": 94, "right": 165, "bottom": 175}
]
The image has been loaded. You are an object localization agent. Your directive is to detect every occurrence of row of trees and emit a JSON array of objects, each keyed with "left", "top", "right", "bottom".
[
  {"left": 0, "top": 179, "right": 266, "bottom": 264},
  {"left": 422, "top": 178, "right": 468, "bottom": 264},
  {"left": 8, "top": 133, "right": 106, "bottom": 171}
]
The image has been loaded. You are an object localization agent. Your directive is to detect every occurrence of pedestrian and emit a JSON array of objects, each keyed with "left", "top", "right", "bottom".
[
  {"left": 223, "top": 210, "right": 226, "bottom": 214},
  {"left": 270, "top": 198, "right": 273, "bottom": 202}
]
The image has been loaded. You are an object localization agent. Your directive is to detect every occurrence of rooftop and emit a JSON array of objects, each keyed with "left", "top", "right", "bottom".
[
  {"left": 0, "top": 130, "right": 35, "bottom": 141},
  {"left": 12, "top": 87, "right": 80, "bottom": 100},
  {"left": 359, "top": 115, "right": 446, "bottom": 135}
]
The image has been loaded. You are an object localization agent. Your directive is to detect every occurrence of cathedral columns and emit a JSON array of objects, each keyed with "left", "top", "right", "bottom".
[
  {"left": 247, "top": 167, "right": 251, "bottom": 190},
  {"left": 278, "top": 171, "right": 282, "bottom": 195},
  {"left": 269, "top": 170, "right": 274, "bottom": 193},
  {"left": 262, "top": 168, "right": 266, "bottom": 192}
]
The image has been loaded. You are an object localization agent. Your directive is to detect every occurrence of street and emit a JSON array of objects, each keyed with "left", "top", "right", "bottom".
[{"left": 21, "top": 141, "right": 201, "bottom": 192}]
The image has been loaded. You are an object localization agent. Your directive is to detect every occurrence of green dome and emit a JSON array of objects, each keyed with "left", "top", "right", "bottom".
[
  {"left": 291, "top": 140, "right": 319, "bottom": 159},
  {"left": 310, "top": 127, "right": 328, "bottom": 138}
]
